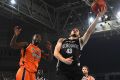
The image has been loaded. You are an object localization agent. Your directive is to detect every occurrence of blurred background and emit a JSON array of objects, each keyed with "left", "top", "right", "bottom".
[{"left": 0, "top": 0, "right": 120, "bottom": 80}]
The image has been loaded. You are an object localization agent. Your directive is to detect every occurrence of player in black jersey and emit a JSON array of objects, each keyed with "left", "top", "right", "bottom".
[{"left": 54, "top": 8, "right": 106, "bottom": 80}]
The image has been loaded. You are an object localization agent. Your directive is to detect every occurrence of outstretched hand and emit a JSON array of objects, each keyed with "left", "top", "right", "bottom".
[
  {"left": 14, "top": 26, "right": 22, "bottom": 36},
  {"left": 97, "top": 7, "right": 107, "bottom": 17}
]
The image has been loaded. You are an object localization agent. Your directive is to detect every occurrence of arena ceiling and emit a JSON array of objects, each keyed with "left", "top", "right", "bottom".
[
  {"left": 0, "top": 0, "right": 120, "bottom": 36},
  {"left": 42, "top": 0, "right": 119, "bottom": 8}
]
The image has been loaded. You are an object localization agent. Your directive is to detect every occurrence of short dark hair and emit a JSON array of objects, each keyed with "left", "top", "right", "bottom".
[{"left": 71, "top": 27, "right": 79, "bottom": 30}]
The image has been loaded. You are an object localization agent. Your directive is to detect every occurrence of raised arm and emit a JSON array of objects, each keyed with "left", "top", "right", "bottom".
[
  {"left": 10, "top": 26, "right": 28, "bottom": 49},
  {"left": 80, "top": 8, "right": 106, "bottom": 48},
  {"left": 54, "top": 38, "right": 73, "bottom": 65}
]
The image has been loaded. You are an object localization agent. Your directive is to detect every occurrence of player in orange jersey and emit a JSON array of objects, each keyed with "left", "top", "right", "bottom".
[{"left": 10, "top": 26, "right": 42, "bottom": 80}]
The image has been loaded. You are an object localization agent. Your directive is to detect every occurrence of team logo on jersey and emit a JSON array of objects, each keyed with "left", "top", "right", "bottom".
[
  {"left": 62, "top": 43, "right": 79, "bottom": 49},
  {"left": 32, "top": 48, "right": 41, "bottom": 60}
]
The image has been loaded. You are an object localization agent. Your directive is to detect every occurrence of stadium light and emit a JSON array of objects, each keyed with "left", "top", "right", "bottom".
[
  {"left": 89, "top": 17, "right": 94, "bottom": 24},
  {"left": 104, "top": 15, "right": 108, "bottom": 19},
  {"left": 116, "top": 11, "right": 120, "bottom": 19},
  {"left": 10, "top": 0, "right": 16, "bottom": 5}
]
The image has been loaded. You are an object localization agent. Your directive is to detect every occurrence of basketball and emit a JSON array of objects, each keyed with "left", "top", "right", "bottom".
[{"left": 91, "top": 0, "right": 107, "bottom": 14}]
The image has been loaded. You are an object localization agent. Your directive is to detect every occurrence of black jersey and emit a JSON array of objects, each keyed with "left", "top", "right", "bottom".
[{"left": 57, "top": 38, "right": 82, "bottom": 73}]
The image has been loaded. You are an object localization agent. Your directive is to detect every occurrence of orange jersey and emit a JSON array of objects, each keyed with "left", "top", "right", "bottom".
[
  {"left": 19, "top": 43, "right": 41, "bottom": 72},
  {"left": 81, "top": 75, "right": 95, "bottom": 80}
]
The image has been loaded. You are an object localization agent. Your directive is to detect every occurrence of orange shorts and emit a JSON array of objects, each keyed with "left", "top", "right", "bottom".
[{"left": 16, "top": 66, "right": 36, "bottom": 80}]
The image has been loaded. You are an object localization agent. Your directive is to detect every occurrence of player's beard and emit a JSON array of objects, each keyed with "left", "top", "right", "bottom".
[{"left": 71, "top": 34, "right": 78, "bottom": 38}]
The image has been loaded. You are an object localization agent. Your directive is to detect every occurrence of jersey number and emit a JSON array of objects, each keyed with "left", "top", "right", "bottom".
[{"left": 66, "top": 48, "right": 72, "bottom": 54}]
